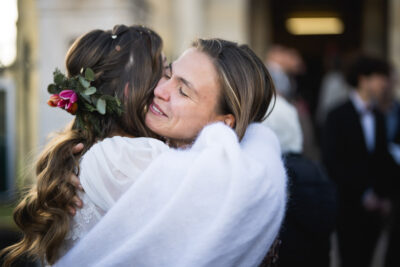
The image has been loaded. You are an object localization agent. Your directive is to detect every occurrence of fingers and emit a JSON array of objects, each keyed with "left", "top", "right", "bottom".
[
  {"left": 68, "top": 206, "right": 76, "bottom": 216},
  {"left": 70, "top": 174, "right": 84, "bottom": 191},
  {"left": 67, "top": 142, "right": 84, "bottom": 217},
  {"left": 72, "top": 196, "right": 83, "bottom": 208},
  {"left": 72, "top": 143, "right": 84, "bottom": 154},
  {"left": 67, "top": 196, "right": 83, "bottom": 216}
]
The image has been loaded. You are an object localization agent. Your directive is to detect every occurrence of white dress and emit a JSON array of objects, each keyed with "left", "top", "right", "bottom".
[
  {"left": 60, "top": 136, "right": 169, "bottom": 256},
  {"left": 56, "top": 123, "right": 287, "bottom": 267}
]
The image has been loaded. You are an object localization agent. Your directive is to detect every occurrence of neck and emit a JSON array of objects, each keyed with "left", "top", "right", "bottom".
[{"left": 167, "top": 138, "right": 193, "bottom": 149}]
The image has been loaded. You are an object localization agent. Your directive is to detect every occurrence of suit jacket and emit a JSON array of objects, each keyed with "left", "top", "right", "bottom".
[
  {"left": 278, "top": 153, "right": 337, "bottom": 267},
  {"left": 322, "top": 100, "right": 392, "bottom": 208}
]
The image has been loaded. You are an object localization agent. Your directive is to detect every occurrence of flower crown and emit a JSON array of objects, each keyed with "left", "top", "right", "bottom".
[{"left": 47, "top": 68, "right": 123, "bottom": 134}]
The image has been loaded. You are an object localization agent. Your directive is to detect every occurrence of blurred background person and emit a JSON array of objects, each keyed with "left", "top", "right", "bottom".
[
  {"left": 316, "top": 46, "right": 349, "bottom": 128},
  {"left": 378, "top": 73, "right": 400, "bottom": 267},
  {"left": 322, "top": 54, "right": 394, "bottom": 267},
  {"left": 263, "top": 96, "right": 337, "bottom": 267},
  {"left": 265, "top": 45, "right": 319, "bottom": 160},
  {"left": 265, "top": 45, "right": 303, "bottom": 100}
]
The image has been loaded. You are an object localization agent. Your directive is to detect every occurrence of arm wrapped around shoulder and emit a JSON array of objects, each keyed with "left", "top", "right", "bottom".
[{"left": 55, "top": 122, "right": 287, "bottom": 267}]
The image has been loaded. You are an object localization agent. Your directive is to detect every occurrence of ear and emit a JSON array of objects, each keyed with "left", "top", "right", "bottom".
[{"left": 215, "top": 114, "right": 235, "bottom": 128}]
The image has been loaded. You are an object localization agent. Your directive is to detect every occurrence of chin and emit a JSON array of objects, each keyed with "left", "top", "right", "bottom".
[{"left": 145, "top": 118, "right": 167, "bottom": 138}]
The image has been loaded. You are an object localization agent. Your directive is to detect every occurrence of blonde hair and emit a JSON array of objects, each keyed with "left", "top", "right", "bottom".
[{"left": 192, "top": 38, "right": 276, "bottom": 140}]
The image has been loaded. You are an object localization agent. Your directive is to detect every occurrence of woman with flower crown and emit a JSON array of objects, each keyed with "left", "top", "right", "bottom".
[{"left": 1, "top": 24, "right": 286, "bottom": 267}]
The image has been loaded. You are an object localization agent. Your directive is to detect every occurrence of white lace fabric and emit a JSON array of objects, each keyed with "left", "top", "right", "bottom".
[
  {"left": 59, "top": 192, "right": 104, "bottom": 258},
  {"left": 66, "top": 192, "right": 103, "bottom": 241}
]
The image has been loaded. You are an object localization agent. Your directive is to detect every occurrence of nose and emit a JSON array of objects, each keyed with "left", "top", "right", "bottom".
[{"left": 154, "top": 78, "right": 171, "bottom": 101}]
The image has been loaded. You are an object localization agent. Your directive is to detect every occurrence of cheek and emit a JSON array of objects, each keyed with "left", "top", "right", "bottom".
[
  {"left": 144, "top": 111, "right": 155, "bottom": 130},
  {"left": 179, "top": 106, "right": 216, "bottom": 132},
  {"left": 170, "top": 104, "right": 210, "bottom": 138}
]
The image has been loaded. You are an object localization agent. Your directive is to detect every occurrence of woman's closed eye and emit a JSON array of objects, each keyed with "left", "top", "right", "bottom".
[
  {"left": 164, "top": 63, "right": 172, "bottom": 79},
  {"left": 179, "top": 87, "right": 189, "bottom": 97},
  {"left": 163, "top": 69, "right": 171, "bottom": 79}
]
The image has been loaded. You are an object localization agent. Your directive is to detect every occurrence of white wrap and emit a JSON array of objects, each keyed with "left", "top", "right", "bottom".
[
  {"left": 56, "top": 123, "right": 287, "bottom": 267},
  {"left": 80, "top": 136, "right": 169, "bottom": 212}
]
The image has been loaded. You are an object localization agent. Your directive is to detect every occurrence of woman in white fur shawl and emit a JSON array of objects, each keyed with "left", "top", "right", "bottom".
[{"left": 3, "top": 25, "right": 286, "bottom": 267}]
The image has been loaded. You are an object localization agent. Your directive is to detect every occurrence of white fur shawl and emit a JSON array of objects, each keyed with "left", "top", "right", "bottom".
[{"left": 55, "top": 123, "right": 287, "bottom": 267}]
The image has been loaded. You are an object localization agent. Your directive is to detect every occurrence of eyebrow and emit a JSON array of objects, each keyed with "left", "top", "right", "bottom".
[{"left": 171, "top": 63, "right": 197, "bottom": 94}]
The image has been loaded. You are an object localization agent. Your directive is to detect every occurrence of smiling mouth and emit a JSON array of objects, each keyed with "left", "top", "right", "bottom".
[{"left": 149, "top": 102, "right": 167, "bottom": 117}]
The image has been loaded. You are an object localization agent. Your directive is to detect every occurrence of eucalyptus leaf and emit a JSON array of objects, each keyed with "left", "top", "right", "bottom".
[
  {"left": 83, "top": 101, "right": 97, "bottom": 112},
  {"left": 85, "top": 68, "right": 95, "bottom": 81},
  {"left": 96, "top": 98, "right": 106, "bottom": 115},
  {"left": 54, "top": 73, "right": 64, "bottom": 84},
  {"left": 81, "top": 93, "right": 91, "bottom": 103},
  {"left": 79, "top": 76, "right": 90, "bottom": 88},
  {"left": 75, "top": 80, "right": 85, "bottom": 93},
  {"left": 47, "top": 84, "right": 58, "bottom": 94},
  {"left": 84, "top": 87, "right": 96, "bottom": 95}
]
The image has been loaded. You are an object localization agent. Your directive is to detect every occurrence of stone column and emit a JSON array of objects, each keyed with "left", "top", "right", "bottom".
[
  {"left": 203, "top": 0, "right": 248, "bottom": 44},
  {"left": 172, "top": 0, "right": 205, "bottom": 58},
  {"left": 148, "top": 0, "right": 250, "bottom": 60},
  {"left": 248, "top": 0, "right": 272, "bottom": 59},
  {"left": 388, "top": 0, "right": 400, "bottom": 98},
  {"left": 362, "top": 0, "right": 387, "bottom": 57},
  {"left": 16, "top": 0, "right": 40, "bottom": 184},
  {"left": 146, "top": 0, "right": 175, "bottom": 59}
]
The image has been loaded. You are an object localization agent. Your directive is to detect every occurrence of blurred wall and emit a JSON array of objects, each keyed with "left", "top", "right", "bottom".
[{"left": 147, "top": 0, "right": 249, "bottom": 60}]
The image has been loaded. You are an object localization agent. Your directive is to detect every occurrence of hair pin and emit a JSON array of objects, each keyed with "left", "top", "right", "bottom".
[{"left": 111, "top": 34, "right": 117, "bottom": 39}]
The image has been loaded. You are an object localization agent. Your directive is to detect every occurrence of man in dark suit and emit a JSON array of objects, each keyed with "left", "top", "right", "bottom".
[{"left": 322, "top": 55, "right": 393, "bottom": 267}]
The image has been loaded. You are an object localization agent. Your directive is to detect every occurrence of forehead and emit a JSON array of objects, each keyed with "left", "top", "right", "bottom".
[
  {"left": 173, "top": 48, "right": 220, "bottom": 96},
  {"left": 369, "top": 73, "right": 389, "bottom": 81}
]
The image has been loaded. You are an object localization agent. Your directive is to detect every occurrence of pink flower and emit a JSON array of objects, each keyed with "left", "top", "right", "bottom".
[
  {"left": 47, "top": 94, "right": 61, "bottom": 107},
  {"left": 56, "top": 90, "right": 79, "bottom": 114}
]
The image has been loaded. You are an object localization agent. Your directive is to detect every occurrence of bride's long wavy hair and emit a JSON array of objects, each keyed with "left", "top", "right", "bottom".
[{"left": 1, "top": 24, "right": 163, "bottom": 266}]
